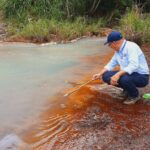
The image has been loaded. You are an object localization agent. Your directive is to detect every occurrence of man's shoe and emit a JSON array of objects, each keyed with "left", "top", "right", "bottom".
[{"left": 123, "top": 96, "right": 141, "bottom": 105}]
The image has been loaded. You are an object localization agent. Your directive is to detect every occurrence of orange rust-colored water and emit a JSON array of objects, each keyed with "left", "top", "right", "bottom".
[
  {"left": 21, "top": 86, "right": 150, "bottom": 149},
  {"left": 20, "top": 51, "right": 150, "bottom": 150}
]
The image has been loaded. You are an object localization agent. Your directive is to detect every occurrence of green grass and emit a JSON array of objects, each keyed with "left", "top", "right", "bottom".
[
  {"left": 120, "top": 7, "right": 150, "bottom": 44},
  {"left": 5, "top": 6, "right": 150, "bottom": 44},
  {"left": 6, "top": 17, "right": 106, "bottom": 43}
]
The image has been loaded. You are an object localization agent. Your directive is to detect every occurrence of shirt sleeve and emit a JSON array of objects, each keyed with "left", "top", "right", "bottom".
[
  {"left": 104, "top": 54, "right": 118, "bottom": 71},
  {"left": 123, "top": 47, "right": 139, "bottom": 74}
]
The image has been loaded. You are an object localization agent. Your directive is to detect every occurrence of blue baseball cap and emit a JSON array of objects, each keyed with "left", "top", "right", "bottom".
[{"left": 104, "top": 31, "right": 123, "bottom": 45}]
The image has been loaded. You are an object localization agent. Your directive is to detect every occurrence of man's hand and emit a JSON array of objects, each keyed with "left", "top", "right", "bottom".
[
  {"left": 110, "top": 74, "right": 120, "bottom": 85},
  {"left": 110, "top": 70, "right": 127, "bottom": 85},
  {"left": 92, "top": 68, "right": 108, "bottom": 81},
  {"left": 92, "top": 73, "right": 102, "bottom": 80}
]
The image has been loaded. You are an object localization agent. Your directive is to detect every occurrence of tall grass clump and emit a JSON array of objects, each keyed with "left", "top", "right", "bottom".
[
  {"left": 8, "top": 17, "right": 106, "bottom": 43},
  {"left": 57, "top": 17, "right": 106, "bottom": 40},
  {"left": 120, "top": 6, "right": 150, "bottom": 44},
  {"left": 19, "top": 19, "right": 51, "bottom": 42}
]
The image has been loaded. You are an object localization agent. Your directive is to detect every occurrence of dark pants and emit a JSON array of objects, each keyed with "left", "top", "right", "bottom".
[{"left": 102, "top": 71, "right": 149, "bottom": 98}]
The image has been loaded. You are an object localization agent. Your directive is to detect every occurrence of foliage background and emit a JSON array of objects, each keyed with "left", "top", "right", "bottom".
[{"left": 0, "top": 0, "right": 149, "bottom": 43}]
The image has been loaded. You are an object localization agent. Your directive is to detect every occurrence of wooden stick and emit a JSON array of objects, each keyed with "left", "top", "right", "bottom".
[{"left": 64, "top": 79, "right": 94, "bottom": 97}]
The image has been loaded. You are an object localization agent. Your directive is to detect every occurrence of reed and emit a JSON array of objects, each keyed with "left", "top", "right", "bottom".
[
  {"left": 120, "top": 6, "right": 150, "bottom": 45},
  {"left": 7, "top": 17, "right": 106, "bottom": 42}
]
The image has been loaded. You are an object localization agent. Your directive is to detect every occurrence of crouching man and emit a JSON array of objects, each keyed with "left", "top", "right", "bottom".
[{"left": 92, "top": 31, "right": 149, "bottom": 105}]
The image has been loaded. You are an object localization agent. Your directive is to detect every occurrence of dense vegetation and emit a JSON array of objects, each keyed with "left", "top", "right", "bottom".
[
  {"left": 0, "top": 0, "right": 150, "bottom": 43},
  {"left": 120, "top": 6, "right": 150, "bottom": 45},
  {"left": 0, "top": 0, "right": 134, "bottom": 20}
]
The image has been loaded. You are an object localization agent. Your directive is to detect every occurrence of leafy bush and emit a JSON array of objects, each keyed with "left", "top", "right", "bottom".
[
  {"left": 1, "top": 0, "right": 87, "bottom": 21},
  {"left": 1, "top": 0, "right": 134, "bottom": 21}
]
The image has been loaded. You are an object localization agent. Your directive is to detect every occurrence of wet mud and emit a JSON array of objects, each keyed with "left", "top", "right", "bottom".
[
  {"left": 21, "top": 82, "right": 150, "bottom": 150},
  {"left": 19, "top": 45, "right": 150, "bottom": 150}
]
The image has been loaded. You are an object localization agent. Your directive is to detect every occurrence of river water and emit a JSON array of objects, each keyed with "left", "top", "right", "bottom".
[{"left": 0, "top": 38, "right": 111, "bottom": 149}]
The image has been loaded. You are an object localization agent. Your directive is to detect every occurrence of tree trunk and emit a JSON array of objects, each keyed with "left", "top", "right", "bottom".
[{"left": 66, "top": 0, "right": 70, "bottom": 19}]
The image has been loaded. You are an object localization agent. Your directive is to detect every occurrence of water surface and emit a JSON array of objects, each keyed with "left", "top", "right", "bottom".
[{"left": 0, "top": 38, "right": 109, "bottom": 139}]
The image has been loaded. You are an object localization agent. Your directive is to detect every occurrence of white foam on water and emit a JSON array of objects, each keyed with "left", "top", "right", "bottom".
[{"left": 0, "top": 134, "right": 27, "bottom": 150}]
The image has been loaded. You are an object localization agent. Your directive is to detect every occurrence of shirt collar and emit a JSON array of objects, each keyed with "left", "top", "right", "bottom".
[{"left": 118, "top": 40, "right": 126, "bottom": 53}]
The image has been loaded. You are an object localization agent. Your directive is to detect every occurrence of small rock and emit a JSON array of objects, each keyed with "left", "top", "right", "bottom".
[
  {"left": 143, "top": 99, "right": 150, "bottom": 105},
  {"left": 60, "top": 103, "right": 66, "bottom": 108}
]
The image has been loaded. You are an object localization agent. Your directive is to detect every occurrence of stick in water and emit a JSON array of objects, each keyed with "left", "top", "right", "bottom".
[{"left": 64, "top": 79, "right": 94, "bottom": 97}]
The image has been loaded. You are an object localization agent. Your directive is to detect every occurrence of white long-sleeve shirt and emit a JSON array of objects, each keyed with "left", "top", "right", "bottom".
[{"left": 104, "top": 40, "right": 149, "bottom": 75}]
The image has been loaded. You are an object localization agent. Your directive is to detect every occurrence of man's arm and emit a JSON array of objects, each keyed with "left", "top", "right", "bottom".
[{"left": 104, "top": 54, "right": 118, "bottom": 71}]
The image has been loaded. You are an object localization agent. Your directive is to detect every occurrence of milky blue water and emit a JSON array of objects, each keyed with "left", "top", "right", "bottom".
[{"left": 0, "top": 38, "right": 110, "bottom": 139}]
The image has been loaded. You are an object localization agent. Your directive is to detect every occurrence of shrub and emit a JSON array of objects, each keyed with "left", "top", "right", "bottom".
[{"left": 120, "top": 6, "right": 150, "bottom": 44}]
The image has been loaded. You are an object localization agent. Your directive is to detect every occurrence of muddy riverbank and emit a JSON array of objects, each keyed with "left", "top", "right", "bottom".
[
  {"left": 19, "top": 44, "right": 150, "bottom": 150},
  {"left": 0, "top": 21, "right": 111, "bottom": 44}
]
